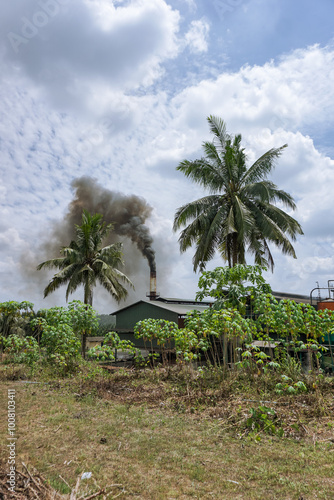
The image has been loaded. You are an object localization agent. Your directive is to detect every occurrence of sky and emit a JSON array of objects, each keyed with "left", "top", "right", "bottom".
[{"left": 1, "top": 0, "right": 334, "bottom": 313}]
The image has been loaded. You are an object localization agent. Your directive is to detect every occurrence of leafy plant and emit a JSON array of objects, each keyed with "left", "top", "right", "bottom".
[
  {"left": 0, "top": 301, "right": 34, "bottom": 339},
  {"left": 67, "top": 300, "right": 99, "bottom": 357},
  {"left": 1, "top": 334, "right": 40, "bottom": 366},
  {"left": 87, "top": 331, "right": 136, "bottom": 362},
  {"left": 196, "top": 264, "right": 271, "bottom": 314},
  {"left": 254, "top": 293, "right": 334, "bottom": 344},
  {"left": 195, "top": 308, "right": 254, "bottom": 367},
  {"left": 174, "top": 328, "right": 203, "bottom": 363},
  {"left": 246, "top": 405, "right": 284, "bottom": 438},
  {"left": 237, "top": 343, "right": 270, "bottom": 371},
  {"left": 275, "top": 375, "right": 307, "bottom": 395},
  {"left": 67, "top": 300, "right": 99, "bottom": 338},
  {"left": 39, "top": 321, "right": 81, "bottom": 370},
  {"left": 30, "top": 303, "right": 91, "bottom": 372},
  {"left": 134, "top": 318, "right": 178, "bottom": 366},
  {"left": 32, "top": 301, "right": 99, "bottom": 360}
]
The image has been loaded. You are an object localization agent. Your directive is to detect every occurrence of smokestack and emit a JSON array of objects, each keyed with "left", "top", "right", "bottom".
[{"left": 148, "top": 270, "right": 159, "bottom": 301}]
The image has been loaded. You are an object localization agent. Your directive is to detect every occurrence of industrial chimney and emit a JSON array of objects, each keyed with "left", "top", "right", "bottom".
[{"left": 147, "top": 270, "right": 159, "bottom": 301}]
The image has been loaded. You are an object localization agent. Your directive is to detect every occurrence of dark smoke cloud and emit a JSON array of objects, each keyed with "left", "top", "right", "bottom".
[
  {"left": 64, "top": 176, "right": 156, "bottom": 272},
  {"left": 22, "top": 176, "right": 159, "bottom": 307}
]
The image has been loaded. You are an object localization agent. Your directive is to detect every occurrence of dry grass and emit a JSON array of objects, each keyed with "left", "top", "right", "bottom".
[{"left": 0, "top": 366, "right": 334, "bottom": 499}]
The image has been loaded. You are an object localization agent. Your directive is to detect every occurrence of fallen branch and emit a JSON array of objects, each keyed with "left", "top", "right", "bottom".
[
  {"left": 0, "top": 461, "right": 64, "bottom": 499},
  {"left": 70, "top": 476, "right": 81, "bottom": 500},
  {"left": 22, "top": 462, "right": 43, "bottom": 493},
  {"left": 59, "top": 474, "right": 71, "bottom": 489}
]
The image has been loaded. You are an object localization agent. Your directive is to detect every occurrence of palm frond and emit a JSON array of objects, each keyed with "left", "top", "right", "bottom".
[
  {"left": 241, "top": 144, "right": 287, "bottom": 185},
  {"left": 37, "top": 210, "right": 132, "bottom": 305},
  {"left": 247, "top": 201, "right": 300, "bottom": 259},
  {"left": 173, "top": 195, "right": 222, "bottom": 231},
  {"left": 37, "top": 258, "right": 67, "bottom": 271},
  {"left": 176, "top": 158, "right": 224, "bottom": 191},
  {"left": 190, "top": 204, "right": 231, "bottom": 271},
  {"left": 232, "top": 195, "right": 254, "bottom": 241},
  {"left": 242, "top": 181, "right": 297, "bottom": 210},
  {"left": 207, "top": 115, "right": 229, "bottom": 153},
  {"left": 174, "top": 117, "right": 301, "bottom": 270},
  {"left": 255, "top": 202, "right": 303, "bottom": 239}
]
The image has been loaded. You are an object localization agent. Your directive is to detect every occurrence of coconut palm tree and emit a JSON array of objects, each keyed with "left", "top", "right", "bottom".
[
  {"left": 173, "top": 116, "right": 303, "bottom": 272},
  {"left": 37, "top": 210, "right": 133, "bottom": 306},
  {"left": 37, "top": 210, "right": 133, "bottom": 357}
]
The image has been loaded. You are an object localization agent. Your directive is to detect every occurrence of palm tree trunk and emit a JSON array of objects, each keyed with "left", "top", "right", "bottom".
[
  {"left": 232, "top": 233, "right": 238, "bottom": 267},
  {"left": 227, "top": 236, "right": 232, "bottom": 268},
  {"left": 82, "top": 281, "right": 93, "bottom": 359}
]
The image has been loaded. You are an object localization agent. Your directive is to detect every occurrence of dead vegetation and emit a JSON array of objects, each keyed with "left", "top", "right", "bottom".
[
  {"left": 0, "top": 460, "right": 124, "bottom": 499},
  {"left": 70, "top": 366, "right": 334, "bottom": 441},
  {"left": 0, "top": 365, "right": 334, "bottom": 499},
  {"left": 0, "top": 460, "right": 68, "bottom": 500}
]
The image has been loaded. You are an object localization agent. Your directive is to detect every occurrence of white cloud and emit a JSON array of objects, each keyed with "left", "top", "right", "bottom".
[
  {"left": 184, "top": 19, "right": 210, "bottom": 53},
  {"left": 1, "top": 2, "right": 334, "bottom": 311},
  {"left": 181, "top": 0, "right": 197, "bottom": 10},
  {"left": 2, "top": 0, "right": 181, "bottom": 112},
  {"left": 169, "top": 44, "right": 334, "bottom": 137}
]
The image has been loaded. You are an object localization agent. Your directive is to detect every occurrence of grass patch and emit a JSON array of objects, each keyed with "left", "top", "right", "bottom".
[{"left": 0, "top": 365, "right": 334, "bottom": 499}]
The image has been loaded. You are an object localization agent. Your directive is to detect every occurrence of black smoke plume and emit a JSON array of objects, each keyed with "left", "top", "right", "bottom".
[
  {"left": 21, "top": 176, "right": 177, "bottom": 309},
  {"left": 63, "top": 177, "right": 156, "bottom": 272}
]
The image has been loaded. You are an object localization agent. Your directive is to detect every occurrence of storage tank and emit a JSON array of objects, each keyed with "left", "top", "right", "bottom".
[{"left": 317, "top": 299, "right": 334, "bottom": 311}]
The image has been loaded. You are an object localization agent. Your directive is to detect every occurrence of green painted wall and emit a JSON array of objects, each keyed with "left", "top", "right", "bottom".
[
  {"left": 114, "top": 302, "right": 179, "bottom": 349},
  {"left": 115, "top": 302, "right": 178, "bottom": 331}
]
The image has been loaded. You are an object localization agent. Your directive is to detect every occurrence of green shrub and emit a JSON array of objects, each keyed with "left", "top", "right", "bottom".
[
  {"left": 87, "top": 331, "right": 137, "bottom": 362},
  {"left": 1, "top": 334, "right": 40, "bottom": 366}
]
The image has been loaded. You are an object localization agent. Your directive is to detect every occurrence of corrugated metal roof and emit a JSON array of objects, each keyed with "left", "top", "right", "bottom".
[
  {"left": 111, "top": 299, "right": 211, "bottom": 316},
  {"left": 148, "top": 300, "right": 210, "bottom": 316},
  {"left": 111, "top": 291, "right": 312, "bottom": 317},
  {"left": 272, "top": 291, "right": 311, "bottom": 304},
  {"left": 155, "top": 297, "right": 213, "bottom": 305}
]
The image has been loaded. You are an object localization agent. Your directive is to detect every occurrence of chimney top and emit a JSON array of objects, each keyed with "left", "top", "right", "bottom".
[{"left": 147, "top": 270, "right": 159, "bottom": 300}]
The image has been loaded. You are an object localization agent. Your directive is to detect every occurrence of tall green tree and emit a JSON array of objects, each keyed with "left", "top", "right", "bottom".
[
  {"left": 37, "top": 211, "right": 133, "bottom": 357},
  {"left": 0, "top": 301, "right": 34, "bottom": 338},
  {"left": 37, "top": 210, "right": 133, "bottom": 307},
  {"left": 173, "top": 116, "right": 303, "bottom": 271},
  {"left": 196, "top": 265, "right": 271, "bottom": 314}
]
